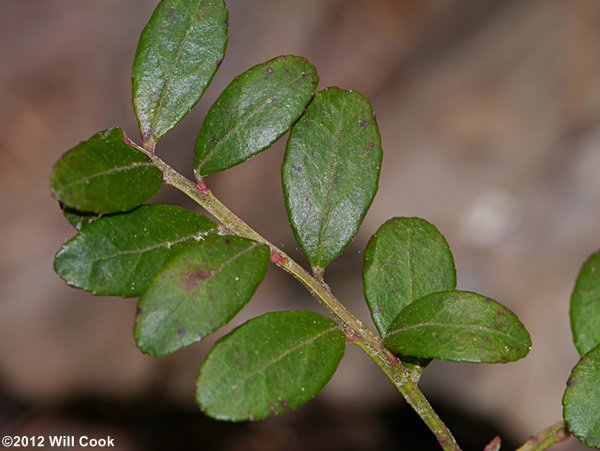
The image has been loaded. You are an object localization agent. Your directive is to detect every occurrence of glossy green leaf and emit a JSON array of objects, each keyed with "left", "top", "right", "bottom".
[
  {"left": 563, "top": 344, "right": 600, "bottom": 448},
  {"left": 384, "top": 290, "right": 531, "bottom": 363},
  {"left": 54, "top": 205, "right": 216, "bottom": 297},
  {"left": 196, "top": 311, "right": 345, "bottom": 421},
  {"left": 570, "top": 251, "right": 600, "bottom": 356},
  {"left": 282, "top": 87, "right": 382, "bottom": 269},
  {"left": 51, "top": 128, "right": 162, "bottom": 213},
  {"left": 195, "top": 56, "right": 318, "bottom": 175},
  {"left": 363, "top": 217, "right": 456, "bottom": 336},
  {"left": 132, "top": 0, "right": 228, "bottom": 145},
  {"left": 135, "top": 236, "right": 269, "bottom": 356}
]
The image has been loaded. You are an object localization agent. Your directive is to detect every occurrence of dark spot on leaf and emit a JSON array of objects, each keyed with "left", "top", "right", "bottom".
[
  {"left": 494, "top": 322, "right": 501, "bottom": 329},
  {"left": 224, "top": 238, "right": 232, "bottom": 245},
  {"left": 177, "top": 326, "right": 186, "bottom": 337},
  {"left": 366, "top": 141, "right": 375, "bottom": 150},
  {"left": 195, "top": 12, "right": 203, "bottom": 21},
  {"left": 167, "top": 7, "right": 176, "bottom": 17},
  {"left": 496, "top": 310, "right": 505, "bottom": 317},
  {"left": 280, "top": 399, "right": 289, "bottom": 409},
  {"left": 500, "top": 355, "right": 509, "bottom": 363},
  {"left": 265, "top": 67, "right": 274, "bottom": 75},
  {"left": 358, "top": 119, "right": 369, "bottom": 127},
  {"left": 135, "top": 306, "right": 142, "bottom": 317},
  {"left": 484, "top": 298, "right": 493, "bottom": 304},
  {"left": 216, "top": 58, "right": 224, "bottom": 68},
  {"left": 567, "top": 376, "right": 576, "bottom": 387},
  {"left": 485, "top": 336, "right": 493, "bottom": 344},
  {"left": 333, "top": 176, "right": 340, "bottom": 185},
  {"left": 293, "top": 165, "right": 303, "bottom": 174},
  {"left": 183, "top": 267, "right": 212, "bottom": 291}
]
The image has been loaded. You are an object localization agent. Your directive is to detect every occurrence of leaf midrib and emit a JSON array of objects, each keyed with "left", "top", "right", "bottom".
[
  {"left": 387, "top": 321, "right": 526, "bottom": 348},
  {"left": 198, "top": 70, "right": 311, "bottom": 168},
  {"left": 211, "top": 325, "right": 339, "bottom": 404},
  {"left": 60, "top": 162, "right": 156, "bottom": 190},
  {"left": 148, "top": 0, "right": 205, "bottom": 139}
]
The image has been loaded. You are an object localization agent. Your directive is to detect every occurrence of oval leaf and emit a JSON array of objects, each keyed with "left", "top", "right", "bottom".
[
  {"left": 135, "top": 236, "right": 269, "bottom": 356},
  {"left": 195, "top": 56, "right": 318, "bottom": 175},
  {"left": 132, "top": 0, "right": 228, "bottom": 145},
  {"left": 196, "top": 311, "right": 345, "bottom": 421},
  {"left": 384, "top": 290, "right": 531, "bottom": 363},
  {"left": 363, "top": 217, "right": 456, "bottom": 336},
  {"left": 54, "top": 205, "right": 216, "bottom": 297},
  {"left": 570, "top": 250, "right": 600, "bottom": 356},
  {"left": 51, "top": 128, "right": 162, "bottom": 213},
  {"left": 282, "top": 87, "right": 382, "bottom": 269},
  {"left": 563, "top": 344, "right": 600, "bottom": 448}
]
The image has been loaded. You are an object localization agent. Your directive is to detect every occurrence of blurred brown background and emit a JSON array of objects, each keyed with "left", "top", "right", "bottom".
[{"left": 2, "top": 1, "right": 600, "bottom": 450}]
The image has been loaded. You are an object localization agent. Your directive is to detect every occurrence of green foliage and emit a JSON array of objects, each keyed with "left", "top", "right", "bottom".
[
  {"left": 51, "top": 128, "right": 162, "bottom": 213},
  {"left": 50, "top": 1, "right": 600, "bottom": 449},
  {"left": 363, "top": 217, "right": 456, "bottom": 336},
  {"left": 135, "top": 236, "right": 269, "bottom": 356},
  {"left": 55, "top": 205, "right": 216, "bottom": 297},
  {"left": 196, "top": 311, "right": 345, "bottom": 421},
  {"left": 195, "top": 56, "right": 318, "bottom": 175},
  {"left": 570, "top": 250, "right": 600, "bottom": 356},
  {"left": 562, "top": 344, "right": 600, "bottom": 448},
  {"left": 384, "top": 291, "right": 531, "bottom": 363},
  {"left": 282, "top": 88, "right": 382, "bottom": 270},
  {"left": 132, "top": 0, "right": 228, "bottom": 146}
]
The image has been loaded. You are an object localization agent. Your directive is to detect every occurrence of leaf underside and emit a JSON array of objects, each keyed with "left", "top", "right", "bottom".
[
  {"left": 135, "top": 235, "right": 269, "bottom": 356},
  {"left": 54, "top": 204, "right": 217, "bottom": 297},
  {"left": 195, "top": 55, "right": 318, "bottom": 175},
  {"left": 570, "top": 250, "right": 600, "bottom": 356},
  {"left": 282, "top": 87, "right": 382, "bottom": 269},
  {"left": 384, "top": 290, "right": 531, "bottom": 363},
  {"left": 563, "top": 344, "right": 600, "bottom": 448},
  {"left": 196, "top": 311, "right": 345, "bottom": 421},
  {"left": 51, "top": 128, "right": 162, "bottom": 214},
  {"left": 132, "top": 0, "right": 228, "bottom": 144}
]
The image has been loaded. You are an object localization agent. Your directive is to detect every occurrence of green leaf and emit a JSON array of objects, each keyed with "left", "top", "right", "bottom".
[
  {"left": 194, "top": 56, "right": 318, "bottom": 175},
  {"left": 563, "top": 344, "right": 600, "bottom": 448},
  {"left": 282, "top": 87, "right": 382, "bottom": 269},
  {"left": 135, "top": 236, "right": 269, "bottom": 356},
  {"left": 196, "top": 311, "right": 345, "bottom": 421},
  {"left": 132, "top": 0, "right": 228, "bottom": 145},
  {"left": 363, "top": 217, "right": 456, "bottom": 336},
  {"left": 51, "top": 128, "right": 163, "bottom": 213},
  {"left": 384, "top": 290, "right": 531, "bottom": 363},
  {"left": 570, "top": 251, "right": 600, "bottom": 356},
  {"left": 54, "top": 204, "right": 216, "bottom": 298}
]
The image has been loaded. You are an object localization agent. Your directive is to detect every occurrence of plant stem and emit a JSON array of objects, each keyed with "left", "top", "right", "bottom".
[
  {"left": 515, "top": 421, "right": 570, "bottom": 451},
  {"left": 134, "top": 142, "right": 461, "bottom": 451}
]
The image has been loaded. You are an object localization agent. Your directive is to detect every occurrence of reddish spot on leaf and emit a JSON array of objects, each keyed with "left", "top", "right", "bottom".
[
  {"left": 183, "top": 267, "right": 212, "bottom": 291},
  {"left": 358, "top": 119, "right": 369, "bottom": 127},
  {"left": 177, "top": 326, "right": 186, "bottom": 336},
  {"left": 265, "top": 67, "right": 274, "bottom": 75}
]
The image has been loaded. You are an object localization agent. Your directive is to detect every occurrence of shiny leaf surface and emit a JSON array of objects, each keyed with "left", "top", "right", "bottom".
[
  {"left": 282, "top": 87, "right": 382, "bottom": 269},
  {"left": 196, "top": 311, "right": 345, "bottom": 421},
  {"left": 563, "top": 344, "right": 600, "bottom": 448},
  {"left": 132, "top": 0, "right": 228, "bottom": 144},
  {"left": 195, "top": 56, "right": 318, "bottom": 175},
  {"left": 570, "top": 251, "right": 600, "bottom": 356},
  {"left": 363, "top": 217, "right": 456, "bottom": 336},
  {"left": 51, "top": 128, "right": 162, "bottom": 213},
  {"left": 135, "top": 236, "right": 269, "bottom": 356},
  {"left": 384, "top": 290, "right": 531, "bottom": 363},
  {"left": 54, "top": 205, "right": 216, "bottom": 297}
]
